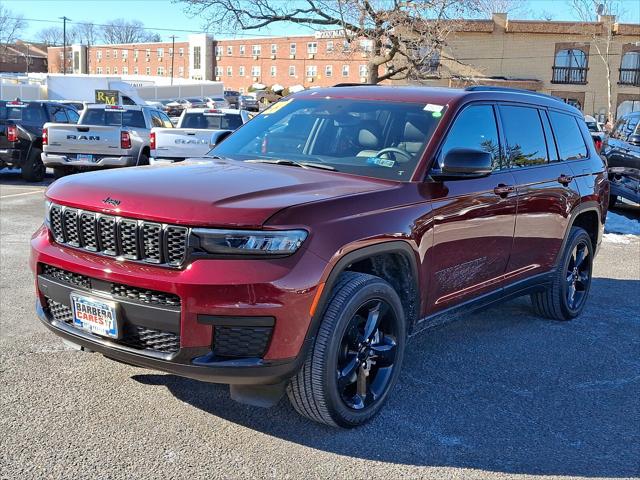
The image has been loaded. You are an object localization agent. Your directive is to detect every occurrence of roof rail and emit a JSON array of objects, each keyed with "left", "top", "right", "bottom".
[
  {"left": 465, "top": 85, "right": 563, "bottom": 103},
  {"left": 332, "top": 82, "right": 378, "bottom": 87}
]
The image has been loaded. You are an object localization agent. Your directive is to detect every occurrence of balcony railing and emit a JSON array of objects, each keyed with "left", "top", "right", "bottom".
[
  {"left": 619, "top": 68, "right": 640, "bottom": 86},
  {"left": 551, "top": 66, "right": 588, "bottom": 84}
]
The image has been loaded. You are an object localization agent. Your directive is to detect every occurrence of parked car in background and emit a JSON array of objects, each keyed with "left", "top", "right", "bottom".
[
  {"left": 205, "top": 96, "right": 229, "bottom": 109},
  {"left": 238, "top": 95, "right": 259, "bottom": 112},
  {"left": 150, "top": 108, "right": 249, "bottom": 163},
  {"left": 601, "top": 111, "right": 640, "bottom": 206},
  {"left": 224, "top": 90, "right": 240, "bottom": 109},
  {"left": 42, "top": 104, "right": 173, "bottom": 178},
  {"left": 183, "top": 97, "right": 208, "bottom": 108},
  {"left": 33, "top": 85, "right": 608, "bottom": 427},
  {"left": 584, "top": 114, "right": 605, "bottom": 152},
  {"left": 165, "top": 99, "right": 189, "bottom": 117},
  {"left": 0, "top": 100, "right": 80, "bottom": 181},
  {"left": 255, "top": 90, "right": 282, "bottom": 105}
]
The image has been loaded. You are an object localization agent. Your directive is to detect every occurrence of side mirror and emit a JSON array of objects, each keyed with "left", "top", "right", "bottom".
[
  {"left": 209, "top": 129, "right": 232, "bottom": 149},
  {"left": 628, "top": 134, "right": 640, "bottom": 146},
  {"left": 431, "top": 148, "right": 493, "bottom": 180}
]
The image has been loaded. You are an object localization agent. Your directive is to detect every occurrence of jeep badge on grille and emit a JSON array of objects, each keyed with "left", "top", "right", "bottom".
[{"left": 102, "top": 196, "right": 121, "bottom": 207}]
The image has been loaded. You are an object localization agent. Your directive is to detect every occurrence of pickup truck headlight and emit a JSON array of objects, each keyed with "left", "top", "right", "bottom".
[{"left": 192, "top": 228, "right": 307, "bottom": 256}]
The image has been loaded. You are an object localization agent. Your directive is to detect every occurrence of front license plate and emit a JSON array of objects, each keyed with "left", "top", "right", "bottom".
[
  {"left": 77, "top": 154, "right": 93, "bottom": 161},
  {"left": 70, "top": 293, "right": 118, "bottom": 338}
]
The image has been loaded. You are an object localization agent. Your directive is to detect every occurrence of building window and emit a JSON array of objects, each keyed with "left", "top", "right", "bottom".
[
  {"left": 157, "top": 48, "right": 164, "bottom": 58},
  {"left": 134, "top": 49, "right": 138, "bottom": 60},
  {"left": 157, "top": 66, "right": 164, "bottom": 75},
  {"left": 306, "top": 65, "right": 317, "bottom": 77},
  {"left": 113, "top": 49, "right": 118, "bottom": 59},
  {"left": 290, "top": 43, "right": 296, "bottom": 56},
  {"left": 619, "top": 51, "right": 640, "bottom": 86},
  {"left": 96, "top": 66, "right": 103, "bottom": 74},
  {"left": 179, "top": 48, "right": 184, "bottom": 57},
  {"left": 307, "top": 42, "right": 317, "bottom": 54},
  {"left": 105, "top": 50, "right": 110, "bottom": 59},
  {"left": 106, "top": 67, "right": 110, "bottom": 74},
  {"left": 145, "top": 49, "right": 151, "bottom": 58},
  {"left": 252, "top": 45, "right": 261, "bottom": 56},
  {"left": 342, "top": 64, "right": 349, "bottom": 77},
  {"left": 113, "top": 67, "right": 118, "bottom": 74},
  {"left": 271, "top": 44, "right": 277, "bottom": 55},
  {"left": 342, "top": 40, "right": 351, "bottom": 52},
  {"left": 178, "top": 66, "right": 184, "bottom": 76},
  {"left": 133, "top": 66, "right": 138, "bottom": 75},
  {"left": 227, "top": 66, "right": 232, "bottom": 76},
  {"left": 215, "top": 66, "right": 223, "bottom": 77},
  {"left": 239, "top": 66, "right": 245, "bottom": 76},
  {"left": 359, "top": 39, "right": 373, "bottom": 53},
  {"left": 96, "top": 50, "right": 102, "bottom": 60},
  {"left": 325, "top": 65, "right": 333, "bottom": 77},
  {"left": 239, "top": 45, "right": 245, "bottom": 56},
  {"left": 193, "top": 46, "right": 201, "bottom": 69},
  {"left": 289, "top": 65, "right": 296, "bottom": 77},
  {"left": 326, "top": 41, "right": 334, "bottom": 52},
  {"left": 227, "top": 45, "right": 232, "bottom": 55},
  {"left": 270, "top": 65, "right": 276, "bottom": 77},
  {"left": 251, "top": 65, "right": 261, "bottom": 77},
  {"left": 359, "top": 64, "right": 367, "bottom": 78},
  {"left": 146, "top": 66, "right": 151, "bottom": 75},
  {"left": 168, "top": 47, "right": 173, "bottom": 57},
  {"left": 122, "top": 66, "right": 128, "bottom": 75},
  {"left": 122, "top": 50, "right": 128, "bottom": 60},
  {"left": 215, "top": 45, "right": 223, "bottom": 56},
  {"left": 552, "top": 48, "right": 588, "bottom": 84}
]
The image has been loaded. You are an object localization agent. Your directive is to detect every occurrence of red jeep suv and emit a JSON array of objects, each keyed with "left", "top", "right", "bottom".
[{"left": 31, "top": 86, "right": 608, "bottom": 427}]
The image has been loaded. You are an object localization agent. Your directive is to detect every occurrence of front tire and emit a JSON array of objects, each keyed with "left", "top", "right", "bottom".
[
  {"left": 21, "top": 147, "right": 45, "bottom": 182},
  {"left": 287, "top": 272, "right": 406, "bottom": 427},
  {"left": 531, "top": 226, "right": 594, "bottom": 320}
]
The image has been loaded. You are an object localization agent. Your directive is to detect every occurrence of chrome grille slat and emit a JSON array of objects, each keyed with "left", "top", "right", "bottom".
[{"left": 48, "top": 203, "right": 189, "bottom": 268}]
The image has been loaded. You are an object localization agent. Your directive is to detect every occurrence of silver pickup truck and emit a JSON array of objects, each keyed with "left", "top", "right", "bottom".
[
  {"left": 42, "top": 104, "right": 173, "bottom": 178},
  {"left": 150, "top": 108, "right": 249, "bottom": 164}
]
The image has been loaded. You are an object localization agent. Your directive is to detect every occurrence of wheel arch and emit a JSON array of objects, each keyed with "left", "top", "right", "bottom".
[
  {"left": 308, "top": 241, "right": 420, "bottom": 342},
  {"left": 559, "top": 202, "right": 603, "bottom": 263}
]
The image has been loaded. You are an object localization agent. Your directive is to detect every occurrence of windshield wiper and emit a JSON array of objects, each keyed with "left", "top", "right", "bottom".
[{"left": 246, "top": 159, "right": 336, "bottom": 171}]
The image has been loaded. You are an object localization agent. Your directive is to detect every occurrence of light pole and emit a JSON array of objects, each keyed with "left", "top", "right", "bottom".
[
  {"left": 25, "top": 43, "right": 31, "bottom": 74},
  {"left": 59, "top": 16, "right": 70, "bottom": 74},
  {"left": 170, "top": 35, "right": 177, "bottom": 85}
]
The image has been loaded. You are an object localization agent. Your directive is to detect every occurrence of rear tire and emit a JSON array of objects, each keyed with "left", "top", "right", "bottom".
[
  {"left": 531, "top": 227, "right": 594, "bottom": 321},
  {"left": 287, "top": 271, "right": 406, "bottom": 427},
  {"left": 608, "top": 194, "right": 618, "bottom": 209},
  {"left": 137, "top": 153, "right": 149, "bottom": 166},
  {"left": 21, "top": 147, "right": 45, "bottom": 182},
  {"left": 53, "top": 166, "right": 70, "bottom": 180}
]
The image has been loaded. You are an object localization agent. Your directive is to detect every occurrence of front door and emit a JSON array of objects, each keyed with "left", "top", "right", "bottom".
[{"left": 427, "top": 104, "right": 517, "bottom": 313}]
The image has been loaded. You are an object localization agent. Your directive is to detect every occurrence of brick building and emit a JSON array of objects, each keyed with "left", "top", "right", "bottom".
[
  {"left": 1, "top": 41, "right": 48, "bottom": 74},
  {"left": 46, "top": 14, "right": 639, "bottom": 118}
]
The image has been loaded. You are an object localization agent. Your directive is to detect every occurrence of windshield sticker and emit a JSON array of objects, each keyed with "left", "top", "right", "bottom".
[
  {"left": 367, "top": 157, "right": 395, "bottom": 168},
  {"left": 262, "top": 98, "right": 293, "bottom": 115},
  {"left": 432, "top": 111, "right": 442, "bottom": 118},
  {"left": 423, "top": 103, "right": 444, "bottom": 113}
]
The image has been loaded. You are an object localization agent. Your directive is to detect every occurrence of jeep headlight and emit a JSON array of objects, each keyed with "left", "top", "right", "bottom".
[
  {"left": 44, "top": 200, "right": 52, "bottom": 228},
  {"left": 192, "top": 228, "right": 307, "bottom": 256}
]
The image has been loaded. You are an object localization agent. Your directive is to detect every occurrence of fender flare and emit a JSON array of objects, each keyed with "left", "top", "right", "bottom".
[
  {"left": 303, "top": 240, "right": 420, "bottom": 348},
  {"left": 556, "top": 201, "right": 603, "bottom": 265}
]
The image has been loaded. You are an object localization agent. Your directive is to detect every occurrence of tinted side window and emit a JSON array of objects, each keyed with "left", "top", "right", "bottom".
[
  {"left": 548, "top": 111, "right": 588, "bottom": 160},
  {"left": 440, "top": 105, "right": 500, "bottom": 170},
  {"left": 66, "top": 108, "right": 80, "bottom": 124},
  {"left": 150, "top": 112, "right": 164, "bottom": 128},
  {"left": 21, "top": 105, "right": 47, "bottom": 124},
  {"left": 499, "top": 106, "right": 548, "bottom": 167},
  {"left": 157, "top": 111, "right": 173, "bottom": 128},
  {"left": 122, "top": 111, "right": 146, "bottom": 128},
  {"left": 49, "top": 106, "right": 69, "bottom": 123}
]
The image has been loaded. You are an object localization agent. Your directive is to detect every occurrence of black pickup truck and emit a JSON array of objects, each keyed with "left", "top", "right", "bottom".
[{"left": 0, "top": 100, "right": 80, "bottom": 181}]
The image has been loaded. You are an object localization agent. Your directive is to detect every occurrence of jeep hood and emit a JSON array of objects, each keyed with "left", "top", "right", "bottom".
[{"left": 46, "top": 159, "right": 395, "bottom": 227}]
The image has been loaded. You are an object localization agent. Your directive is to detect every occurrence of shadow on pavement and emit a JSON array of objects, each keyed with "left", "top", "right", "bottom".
[
  {"left": 0, "top": 168, "right": 54, "bottom": 188},
  {"left": 133, "top": 277, "right": 640, "bottom": 478}
]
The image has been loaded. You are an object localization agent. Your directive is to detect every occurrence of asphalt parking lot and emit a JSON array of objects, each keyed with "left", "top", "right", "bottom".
[{"left": 1, "top": 170, "right": 639, "bottom": 480}]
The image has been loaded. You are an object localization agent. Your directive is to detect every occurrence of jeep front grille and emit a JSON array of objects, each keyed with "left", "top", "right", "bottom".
[{"left": 48, "top": 203, "right": 189, "bottom": 267}]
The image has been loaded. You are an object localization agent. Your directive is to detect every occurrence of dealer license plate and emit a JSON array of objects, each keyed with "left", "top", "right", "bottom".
[
  {"left": 70, "top": 293, "right": 118, "bottom": 338},
  {"left": 76, "top": 154, "right": 93, "bottom": 162}
]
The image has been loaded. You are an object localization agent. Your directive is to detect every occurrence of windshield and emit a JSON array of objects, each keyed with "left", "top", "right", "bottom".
[
  {"left": 212, "top": 97, "right": 443, "bottom": 181},
  {"left": 585, "top": 121, "right": 600, "bottom": 132},
  {"left": 81, "top": 109, "right": 146, "bottom": 128},
  {"left": 241, "top": 96, "right": 255, "bottom": 101},
  {"left": 181, "top": 113, "right": 242, "bottom": 130}
]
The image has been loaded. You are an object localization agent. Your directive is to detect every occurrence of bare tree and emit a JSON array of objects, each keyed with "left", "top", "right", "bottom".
[
  {"left": 100, "top": 19, "right": 160, "bottom": 44},
  {"left": 569, "top": 0, "right": 622, "bottom": 121},
  {"left": 0, "top": 4, "right": 26, "bottom": 50},
  {"left": 73, "top": 22, "right": 101, "bottom": 45},
  {"left": 181, "top": 0, "right": 478, "bottom": 84},
  {"left": 36, "top": 26, "right": 65, "bottom": 46},
  {"left": 474, "top": 0, "right": 529, "bottom": 17}
]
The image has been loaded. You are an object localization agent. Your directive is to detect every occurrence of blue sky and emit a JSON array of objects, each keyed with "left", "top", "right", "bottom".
[{"left": 11, "top": 0, "right": 640, "bottom": 43}]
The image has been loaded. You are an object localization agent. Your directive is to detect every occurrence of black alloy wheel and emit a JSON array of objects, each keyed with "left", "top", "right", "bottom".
[{"left": 565, "top": 240, "right": 591, "bottom": 312}]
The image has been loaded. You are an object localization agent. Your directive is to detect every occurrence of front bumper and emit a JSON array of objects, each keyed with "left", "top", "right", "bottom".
[
  {"left": 31, "top": 225, "right": 327, "bottom": 384},
  {"left": 42, "top": 152, "right": 136, "bottom": 168}
]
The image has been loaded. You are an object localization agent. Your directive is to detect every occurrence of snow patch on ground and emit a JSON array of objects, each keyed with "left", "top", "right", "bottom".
[
  {"left": 602, "top": 233, "right": 635, "bottom": 244},
  {"left": 605, "top": 211, "right": 640, "bottom": 236}
]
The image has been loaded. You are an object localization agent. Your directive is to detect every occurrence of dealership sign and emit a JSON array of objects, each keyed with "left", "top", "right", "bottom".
[{"left": 94, "top": 90, "right": 119, "bottom": 105}]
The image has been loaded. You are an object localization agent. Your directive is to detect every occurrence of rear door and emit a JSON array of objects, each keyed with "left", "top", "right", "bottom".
[
  {"left": 427, "top": 103, "right": 517, "bottom": 312},
  {"left": 499, "top": 104, "right": 581, "bottom": 282}
]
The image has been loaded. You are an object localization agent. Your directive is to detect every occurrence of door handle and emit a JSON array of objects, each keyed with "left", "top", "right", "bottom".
[
  {"left": 493, "top": 184, "right": 515, "bottom": 197},
  {"left": 558, "top": 174, "right": 573, "bottom": 185}
]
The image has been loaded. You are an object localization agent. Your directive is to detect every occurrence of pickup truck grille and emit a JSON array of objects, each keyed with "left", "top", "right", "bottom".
[{"left": 49, "top": 203, "right": 189, "bottom": 267}]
